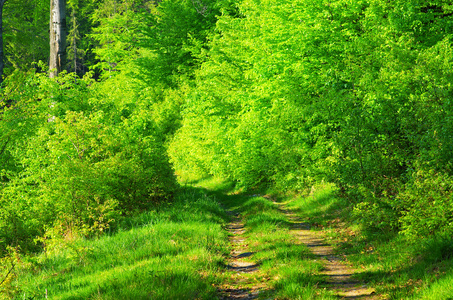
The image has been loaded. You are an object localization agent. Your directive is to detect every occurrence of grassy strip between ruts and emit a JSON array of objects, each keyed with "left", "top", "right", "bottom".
[
  {"left": 286, "top": 183, "right": 453, "bottom": 299},
  {"left": 196, "top": 176, "right": 337, "bottom": 299},
  {"left": 3, "top": 187, "right": 229, "bottom": 300},
  {"left": 238, "top": 196, "right": 336, "bottom": 299}
]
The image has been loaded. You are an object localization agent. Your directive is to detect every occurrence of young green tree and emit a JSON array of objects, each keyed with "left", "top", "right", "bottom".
[
  {"left": 66, "top": 0, "right": 85, "bottom": 74},
  {"left": 1, "top": 0, "right": 49, "bottom": 74}
]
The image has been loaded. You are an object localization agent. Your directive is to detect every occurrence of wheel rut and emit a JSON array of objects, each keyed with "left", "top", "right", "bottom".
[
  {"left": 218, "top": 211, "right": 261, "bottom": 300},
  {"left": 217, "top": 195, "right": 378, "bottom": 299},
  {"left": 282, "top": 208, "right": 378, "bottom": 299}
]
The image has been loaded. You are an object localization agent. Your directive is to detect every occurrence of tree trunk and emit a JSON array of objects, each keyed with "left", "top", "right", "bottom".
[
  {"left": 49, "top": 0, "right": 67, "bottom": 78},
  {"left": 72, "top": 10, "right": 77, "bottom": 74},
  {"left": 0, "top": 0, "right": 7, "bottom": 85}
]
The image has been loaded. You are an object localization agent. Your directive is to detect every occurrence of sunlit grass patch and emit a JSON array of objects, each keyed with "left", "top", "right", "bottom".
[
  {"left": 242, "top": 197, "right": 287, "bottom": 229},
  {"left": 12, "top": 189, "right": 228, "bottom": 300},
  {"left": 28, "top": 253, "right": 218, "bottom": 300},
  {"left": 347, "top": 236, "right": 453, "bottom": 299},
  {"left": 181, "top": 176, "right": 237, "bottom": 194},
  {"left": 273, "top": 265, "right": 336, "bottom": 300},
  {"left": 242, "top": 197, "right": 278, "bottom": 213},
  {"left": 286, "top": 183, "right": 346, "bottom": 226},
  {"left": 246, "top": 212, "right": 288, "bottom": 230},
  {"left": 412, "top": 269, "right": 453, "bottom": 299}
]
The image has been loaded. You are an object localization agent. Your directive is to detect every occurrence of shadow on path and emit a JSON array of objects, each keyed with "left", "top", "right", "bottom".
[
  {"left": 281, "top": 204, "right": 378, "bottom": 299},
  {"left": 218, "top": 210, "right": 263, "bottom": 299}
]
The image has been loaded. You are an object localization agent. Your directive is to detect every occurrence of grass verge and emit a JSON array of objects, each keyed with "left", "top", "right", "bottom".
[{"left": 3, "top": 188, "right": 229, "bottom": 300}]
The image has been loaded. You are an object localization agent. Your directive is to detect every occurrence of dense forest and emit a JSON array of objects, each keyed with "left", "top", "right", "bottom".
[{"left": 0, "top": 0, "right": 453, "bottom": 298}]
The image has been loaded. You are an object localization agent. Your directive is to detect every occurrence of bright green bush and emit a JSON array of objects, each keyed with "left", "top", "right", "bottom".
[
  {"left": 352, "top": 199, "right": 400, "bottom": 233},
  {"left": 399, "top": 170, "right": 453, "bottom": 239},
  {"left": 0, "top": 71, "right": 177, "bottom": 254}
]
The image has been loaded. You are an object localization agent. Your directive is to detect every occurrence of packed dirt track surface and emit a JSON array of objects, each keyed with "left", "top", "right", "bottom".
[
  {"left": 219, "top": 194, "right": 379, "bottom": 299},
  {"left": 283, "top": 206, "right": 378, "bottom": 299},
  {"left": 219, "top": 211, "right": 261, "bottom": 299}
]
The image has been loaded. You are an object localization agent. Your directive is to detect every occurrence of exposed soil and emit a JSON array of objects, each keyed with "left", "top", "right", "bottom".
[
  {"left": 282, "top": 207, "right": 379, "bottom": 299},
  {"left": 219, "top": 196, "right": 378, "bottom": 299},
  {"left": 218, "top": 211, "right": 262, "bottom": 299}
]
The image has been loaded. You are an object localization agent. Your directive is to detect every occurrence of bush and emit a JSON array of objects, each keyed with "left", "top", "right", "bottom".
[
  {"left": 353, "top": 200, "right": 400, "bottom": 233},
  {"left": 399, "top": 169, "right": 453, "bottom": 240},
  {"left": 0, "top": 72, "right": 177, "bottom": 255}
]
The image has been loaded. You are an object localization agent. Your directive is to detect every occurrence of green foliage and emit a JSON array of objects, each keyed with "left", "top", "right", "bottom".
[
  {"left": 399, "top": 170, "right": 453, "bottom": 239},
  {"left": 0, "top": 70, "right": 177, "bottom": 254},
  {"left": 137, "top": 0, "right": 221, "bottom": 85},
  {"left": 352, "top": 200, "right": 400, "bottom": 233},
  {"left": 0, "top": 70, "right": 41, "bottom": 176},
  {"left": 90, "top": 0, "right": 144, "bottom": 77},
  {"left": 0, "top": 247, "right": 20, "bottom": 299},
  {"left": 169, "top": 0, "right": 453, "bottom": 238},
  {"left": 66, "top": 3, "right": 86, "bottom": 74},
  {"left": 3, "top": 0, "right": 49, "bottom": 74}
]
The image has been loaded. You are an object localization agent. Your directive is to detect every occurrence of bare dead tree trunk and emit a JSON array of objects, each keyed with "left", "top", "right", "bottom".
[
  {"left": 49, "top": 0, "right": 67, "bottom": 78},
  {"left": 0, "top": 0, "right": 7, "bottom": 85}
]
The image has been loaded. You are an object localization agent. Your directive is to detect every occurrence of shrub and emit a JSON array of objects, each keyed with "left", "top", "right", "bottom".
[
  {"left": 0, "top": 73, "right": 177, "bottom": 254},
  {"left": 352, "top": 197, "right": 400, "bottom": 234},
  {"left": 399, "top": 169, "right": 453, "bottom": 240}
]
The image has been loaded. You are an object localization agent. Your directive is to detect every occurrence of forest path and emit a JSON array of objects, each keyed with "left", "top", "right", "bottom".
[
  {"left": 277, "top": 203, "right": 378, "bottom": 299},
  {"left": 218, "top": 210, "right": 263, "bottom": 299},
  {"left": 215, "top": 190, "right": 378, "bottom": 299}
]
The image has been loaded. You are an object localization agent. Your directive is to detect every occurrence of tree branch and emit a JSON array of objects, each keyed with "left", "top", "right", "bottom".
[{"left": 0, "top": 262, "right": 15, "bottom": 288}]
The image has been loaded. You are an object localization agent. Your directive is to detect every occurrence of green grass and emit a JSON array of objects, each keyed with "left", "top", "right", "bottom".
[
  {"left": 237, "top": 196, "right": 335, "bottom": 299},
  {"left": 8, "top": 189, "right": 229, "bottom": 300},
  {"left": 413, "top": 269, "right": 453, "bottom": 300},
  {"left": 347, "top": 236, "right": 453, "bottom": 299},
  {"left": 7, "top": 177, "right": 452, "bottom": 299},
  {"left": 286, "top": 182, "right": 453, "bottom": 299}
]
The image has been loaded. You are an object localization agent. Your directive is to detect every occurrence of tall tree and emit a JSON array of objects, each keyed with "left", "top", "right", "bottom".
[
  {"left": 49, "top": 0, "right": 67, "bottom": 77},
  {"left": 0, "top": 0, "right": 7, "bottom": 85}
]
